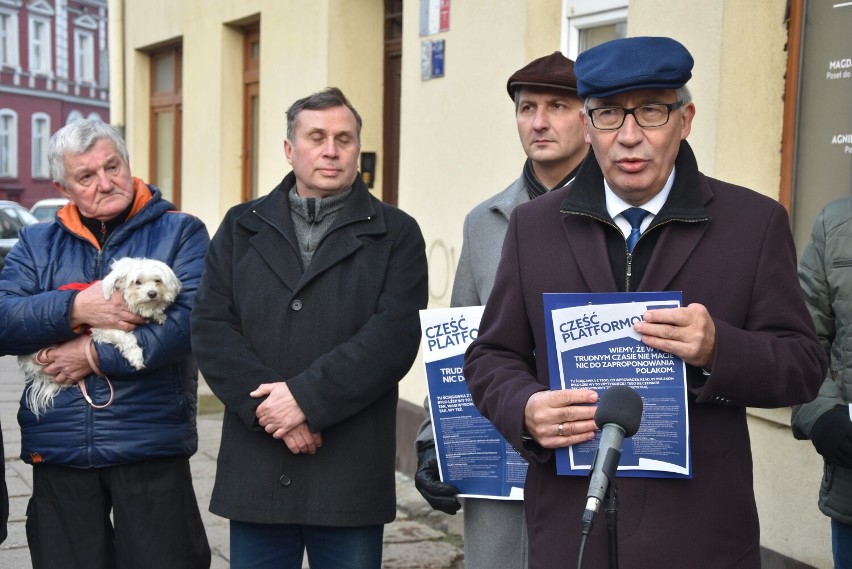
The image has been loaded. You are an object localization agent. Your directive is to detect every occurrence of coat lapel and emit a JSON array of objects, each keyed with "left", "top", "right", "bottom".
[
  {"left": 299, "top": 178, "right": 384, "bottom": 285},
  {"left": 563, "top": 214, "right": 619, "bottom": 291},
  {"left": 639, "top": 151, "right": 713, "bottom": 292},
  {"left": 243, "top": 187, "right": 304, "bottom": 293},
  {"left": 638, "top": 220, "right": 708, "bottom": 292}
]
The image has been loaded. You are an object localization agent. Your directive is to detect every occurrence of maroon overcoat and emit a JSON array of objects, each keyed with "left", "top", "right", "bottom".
[{"left": 464, "top": 142, "right": 826, "bottom": 568}]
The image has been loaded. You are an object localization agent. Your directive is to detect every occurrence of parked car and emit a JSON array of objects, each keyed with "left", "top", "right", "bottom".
[
  {"left": 29, "top": 198, "right": 69, "bottom": 222},
  {"left": 0, "top": 200, "right": 38, "bottom": 272}
]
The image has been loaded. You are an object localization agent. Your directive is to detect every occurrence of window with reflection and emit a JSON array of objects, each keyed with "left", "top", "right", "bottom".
[
  {"left": 29, "top": 16, "right": 51, "bottom": 75},
  {"left": 242, "top": 24, "right": 260, "bottom": 202},
  {"left": 0, "top": 11, "right": 19, "bottom": 68},
  {"left": 0, "top": 110, "right": 17, "bottom": 177},
  {"left": 75, "top": 30, "right": 95, "bottom": 83},
  {"left": 149, "top": 45, "right": 182, "bottom": 207},
  {"left": 32, "top": 113, "right": 50, "bottom": 178}
]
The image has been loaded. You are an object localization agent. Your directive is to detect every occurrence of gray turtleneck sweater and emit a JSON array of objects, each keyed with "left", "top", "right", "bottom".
[{"left": 288, "top": 186, "right": 353, "bottom": 268}]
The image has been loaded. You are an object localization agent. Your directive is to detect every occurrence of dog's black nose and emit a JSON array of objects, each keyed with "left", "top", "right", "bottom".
[{"left": 148, "top": 291, "right": 158, "bottom": 299}]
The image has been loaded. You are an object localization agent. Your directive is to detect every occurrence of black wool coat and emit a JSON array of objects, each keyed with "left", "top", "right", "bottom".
[{"left": 191, "top": 172, "right": 428, "bottom": 526}]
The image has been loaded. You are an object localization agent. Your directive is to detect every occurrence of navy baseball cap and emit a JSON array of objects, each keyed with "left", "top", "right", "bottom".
[{"left": 575, "top": 37, "right": 694, "bottom": 99}]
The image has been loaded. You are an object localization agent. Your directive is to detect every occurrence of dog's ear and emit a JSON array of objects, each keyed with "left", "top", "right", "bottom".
[
  {"left": 101, "top": 258, "right": 131, "bottom": 299},
  {"left": 164, "top": 267, "right": 183, "bottom": 302},
  {"left": 100, "top": 270, "right": 123, "bottom": 299},
  {"left": 160, "top": 264, "right": 182, "bottom": 304}
]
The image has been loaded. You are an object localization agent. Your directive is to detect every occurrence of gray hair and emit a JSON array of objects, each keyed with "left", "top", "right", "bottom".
[
  {"left": 48, "top": 119, "right": 129, "bottom": 185},
  {"left": 676, "top": 85, "right": 692, "bottom": 105},
  {"left": 581, "top": 85, "right": 693, "bottom": 115},
  {"left": 286, "top": 87, "right": 362, "bottom": 142}
]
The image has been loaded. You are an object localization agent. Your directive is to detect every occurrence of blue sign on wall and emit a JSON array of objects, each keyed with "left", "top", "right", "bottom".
[{"left": 431, "top": 39, "right": 445, "bottom": 78}]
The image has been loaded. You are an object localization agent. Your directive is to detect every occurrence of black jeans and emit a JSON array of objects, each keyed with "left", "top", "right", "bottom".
[{"left": 26, "top": 457, "right": 210, "bottom": 569}]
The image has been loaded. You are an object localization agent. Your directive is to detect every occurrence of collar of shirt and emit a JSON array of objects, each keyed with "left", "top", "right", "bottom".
[{"left": 605, "top": 167, "right": 676, "bottom": 239}]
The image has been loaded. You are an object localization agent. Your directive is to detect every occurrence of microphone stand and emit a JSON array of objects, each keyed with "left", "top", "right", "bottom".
[
  {"left": 604, "top": 482, "right": 619, "bottom": 569},
  {"left": 577, "top": 472, "right": 620, "bottom": 569}
]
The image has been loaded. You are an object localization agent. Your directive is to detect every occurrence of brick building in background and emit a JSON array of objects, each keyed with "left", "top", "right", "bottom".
[{"left": 0, "top": 0, "right": 109, "bottom": 206}]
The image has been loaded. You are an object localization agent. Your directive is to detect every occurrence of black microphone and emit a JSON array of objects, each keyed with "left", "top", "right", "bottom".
[{"left": 580, "top": 385, "right": 643, "bottom": 536}]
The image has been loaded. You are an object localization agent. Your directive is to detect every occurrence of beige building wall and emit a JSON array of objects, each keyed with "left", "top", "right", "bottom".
[{"left": 111, "top": 0, "right": 830, "bottom": 565}]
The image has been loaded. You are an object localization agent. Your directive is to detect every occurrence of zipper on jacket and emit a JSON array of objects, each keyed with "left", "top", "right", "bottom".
[
  {"left": 624, "top": 217, "right": 704, "bottom": 290},
  {"left": 86, "top": 398, "right": 94, "bottom": 466},
  {"left": 95, "top": 249, "right": 104, "bottom": 277},
  {"left": 626, "top": 251, "right": 634, "bottom": 292},
  {"left": 563, "top": 210, "right": 707, "bottom": 293}
]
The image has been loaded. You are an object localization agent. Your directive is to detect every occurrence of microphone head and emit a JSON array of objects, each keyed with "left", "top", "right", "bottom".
[{"left": 595, "top": 385, "right": 643, "bottom": 437}]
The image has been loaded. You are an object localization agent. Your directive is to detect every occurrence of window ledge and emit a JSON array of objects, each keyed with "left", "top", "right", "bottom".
[{"left": 747, "top": 407, "right": 792, "bottom": 427}]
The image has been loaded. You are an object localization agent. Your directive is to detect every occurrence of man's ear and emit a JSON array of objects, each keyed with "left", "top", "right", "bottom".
[
  {"left": 679, "top": 102, "right": 696, "bottom": 141},
  {"left": 582, "top": 116, "right": 593, "bottom": 144},
  {"left": 284, "top": 139, "right": 293, "bottom": 165},
  {"left": 52, "top": 181, "right": 71, "bottom": 199}
]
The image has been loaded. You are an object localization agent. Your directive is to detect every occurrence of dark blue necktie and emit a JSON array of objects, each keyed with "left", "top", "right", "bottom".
[{"left": 622, "top": 208, "right": 650, "bottom": 253}]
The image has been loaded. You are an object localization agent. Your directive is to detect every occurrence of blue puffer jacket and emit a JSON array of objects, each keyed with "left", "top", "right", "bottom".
[{"left": 0, "top": 179, "right": 210, "bottom": 468}]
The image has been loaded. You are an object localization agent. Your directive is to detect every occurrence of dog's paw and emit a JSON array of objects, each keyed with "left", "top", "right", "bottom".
[
  {"left": 123, "top": 346, "right": 146, "bottom": 370},
  {"left": 92, "top": 330, "right": 147, "bottom": 370}
]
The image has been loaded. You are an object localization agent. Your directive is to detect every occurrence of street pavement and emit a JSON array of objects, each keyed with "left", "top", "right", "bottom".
[{"left": 0, "top": 355, "right": 464, "bottom": 568}]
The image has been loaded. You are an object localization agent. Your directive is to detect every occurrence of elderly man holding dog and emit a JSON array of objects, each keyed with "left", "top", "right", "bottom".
[
  {"left": 191, "top": 87, "right": 428, "bottom": 569},
  {"left": 0, "top": 119, "right": 211, "bottom": 568}
]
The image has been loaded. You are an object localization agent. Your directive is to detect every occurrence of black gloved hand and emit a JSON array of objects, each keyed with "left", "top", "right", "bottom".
[
  {"left": 811, "top": 406, "right": 852, "bottom": 469},
  {"left": 414, "top": 441, "right": 461, "bottom": 515}
]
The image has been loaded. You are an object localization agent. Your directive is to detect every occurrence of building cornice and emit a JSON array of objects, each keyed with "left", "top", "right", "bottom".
[
  {"left": 0, "top": 84, "right": 109, "bottom": 108},
  {"left": 73, "top": 14, "right": 98, "bottom": 30},
  {"left": 27, "top": 0, "right": 54, "bottom": 17}
]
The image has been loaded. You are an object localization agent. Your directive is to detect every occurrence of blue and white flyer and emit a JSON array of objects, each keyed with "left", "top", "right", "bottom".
[
  {"left": 420, "top": 306, "right": 526, "bottom": 500},
  {"left": 543, "top": 292, "right": 691, "bottom": 479}
]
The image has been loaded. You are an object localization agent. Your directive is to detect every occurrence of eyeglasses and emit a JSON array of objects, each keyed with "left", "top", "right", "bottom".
[{"left": 586, "top": 100, "right": 685, "bottom": 130}]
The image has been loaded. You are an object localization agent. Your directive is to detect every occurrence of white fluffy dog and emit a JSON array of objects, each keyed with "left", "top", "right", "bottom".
[{"left": 19, "top": 257, "right": 182, "bottom": 418}]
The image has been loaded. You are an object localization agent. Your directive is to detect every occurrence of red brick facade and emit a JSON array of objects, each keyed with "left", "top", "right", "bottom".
[{"left": 0, "top": 0, "right": 109, "bottom": 207}]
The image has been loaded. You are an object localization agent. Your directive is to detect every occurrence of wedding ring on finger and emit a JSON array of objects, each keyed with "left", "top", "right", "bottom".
[
  {"left": 34, "top": 347, "right": 53, "bottom": 366},
  {"left": 557, "top": 422, "right": 565, "bottom": 436}
]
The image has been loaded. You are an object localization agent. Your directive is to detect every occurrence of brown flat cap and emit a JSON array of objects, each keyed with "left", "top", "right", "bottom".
[{"left": 506, "top": 51, "right": 579, "bottom": 100}]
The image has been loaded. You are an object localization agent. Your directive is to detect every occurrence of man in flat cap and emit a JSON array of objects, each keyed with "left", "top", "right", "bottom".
[
  {"left": 414, "top": 51, "right": 589, "bottom": 569},
  {"left": 465, "top": 36, "right": 825, "bottom": 567}
]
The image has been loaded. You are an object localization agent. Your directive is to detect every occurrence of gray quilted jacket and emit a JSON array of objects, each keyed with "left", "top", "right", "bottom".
[{"left": 792, "top": 195, "right": 852, "bottom": 524}]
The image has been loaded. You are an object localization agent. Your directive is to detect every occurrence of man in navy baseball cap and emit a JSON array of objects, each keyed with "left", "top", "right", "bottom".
[{"left": 464, "top": 35, "right": 824, "bottom": 568}]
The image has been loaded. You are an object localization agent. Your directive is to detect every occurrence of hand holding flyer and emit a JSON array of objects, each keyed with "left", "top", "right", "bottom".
[
  {"left": 420, "top": 306, "right": 527, "bottom": 500},
  {"left": 543, "top": 292, "right": 692, "bottom": 479}
]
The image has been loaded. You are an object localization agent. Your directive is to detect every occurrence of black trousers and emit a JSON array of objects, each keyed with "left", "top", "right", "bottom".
[
  {"left": 26, "top": 457, "right": 211, "bottom": 569},
  {"left": 0, "top": 425, "right": 7, "bottom": 545}
]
